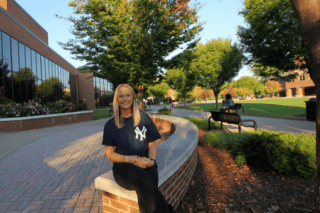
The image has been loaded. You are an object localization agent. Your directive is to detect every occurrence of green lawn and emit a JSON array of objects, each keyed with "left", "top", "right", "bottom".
[
  {"left": 174, "top": 97, "right": 315, "bottom": 120},
  {"left": 92, "top": 108, "right": 113, "bottom": 120}
]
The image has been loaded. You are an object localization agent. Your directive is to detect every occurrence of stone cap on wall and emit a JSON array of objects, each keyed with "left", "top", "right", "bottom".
[
  {"left": 95, "top": 115, "right": 199, "bottom": 202},
  {"left": 0, "top": 111, "right": 93, "bottom": 121}
]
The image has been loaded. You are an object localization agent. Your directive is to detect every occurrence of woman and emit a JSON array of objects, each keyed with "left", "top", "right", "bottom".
[
  {"left": 168, "top": 97, "right": 173, "bottom": 111},
  {"left": 147, "top": 99, "right": 152, "bottom": 110},
  {"left": 221, "top": 93, "right": 235, "bottom": 113},
  {"left": 102, "top": 84, "right": 174, "bottom": 213}
]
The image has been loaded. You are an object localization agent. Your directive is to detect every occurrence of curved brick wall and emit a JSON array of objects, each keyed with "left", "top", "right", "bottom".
[{"left": 95, "top": 115, "right": 199, "bottom": 212}]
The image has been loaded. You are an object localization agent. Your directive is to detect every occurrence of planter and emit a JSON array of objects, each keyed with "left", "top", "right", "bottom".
[{"left": 0, "top": 111, "right": 93, "bottom": 132}]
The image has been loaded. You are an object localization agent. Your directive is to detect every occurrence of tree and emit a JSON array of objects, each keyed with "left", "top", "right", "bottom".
[
  {"left": 35, "top": 77, "right": 63, "bottom": 98},
  {"left": 287, "top": 3, "right": 320, "bottom": 208},
  {"left": 174, "top": 90, "right": 194, "bottom": 102},
  {"left": 192, "top": 86, "right": 202, "bottom": 100},
  {"left": 237, "top": 0, "right": 309, "bottom": 82},
  {"left": 190, "top": 38, "right": 244, "bottom": 109},
  {"left": 165, "top": 48, "right": 198, "bottom": 107},
  {"left": 165, "top": 66, "right": 197, "bottom": 107},
  {"left": 220, "top": 85, "right": 237, "bottom": 98},
  {"left": 148, "top": 80, "right": 169, "bottom": 104},
  {"left": 200, "top": 89, "right": 213, "bottom": 100},
  {"left": 59, "top": 0, "right": 203, "bottom": 111},
  {"left": 233, "top": 87, "right": 254, "bottom": 97},
  {"left": 192, "top": 86, "right": 213, "bottom": 100},
  {"left": 238, "top": 0, "right": 320, "bottom": 210},
  {"left": 265, "top": 80, "right": 283, "bottom": 97},
  {"left": 234, "top": 76, "right": 266, "bottom": 96}
]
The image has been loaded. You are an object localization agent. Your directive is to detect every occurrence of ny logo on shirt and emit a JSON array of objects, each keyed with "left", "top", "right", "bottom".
[{"left": 134, "top": 126, "right": 147, "bottom": 141}]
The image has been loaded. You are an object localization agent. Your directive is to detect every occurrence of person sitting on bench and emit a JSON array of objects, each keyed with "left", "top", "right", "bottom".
[{"left": 221, "top": 93, "right": 235, "bottom": 113}]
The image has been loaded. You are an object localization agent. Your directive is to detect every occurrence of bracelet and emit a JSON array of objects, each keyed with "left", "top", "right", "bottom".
[{"left": 150, "top": 158, "right": 157, "bottom": 166}]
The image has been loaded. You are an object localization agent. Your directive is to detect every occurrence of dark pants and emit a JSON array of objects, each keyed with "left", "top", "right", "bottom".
[{"left": 113, "top": 163, "right": 170, "bottom": 213}]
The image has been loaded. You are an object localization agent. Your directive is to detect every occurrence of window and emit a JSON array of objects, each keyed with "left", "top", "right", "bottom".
[
  {"left": 48, "top": 61, "right": 52, "bottom": 81},
  {"left": 11, "top": 38, "right": 19, "bottom": 73},
  {"left": 25, "top": 47, "right": 31, "bottom": 73},
  {"left": 0, "top": 30, "right": 2, "bottom": 60},
  {"left": 36, "top": 53, "right": 41, "bottom": 80},
  {"left": 67, "top": 71, "right": 69, "bottom": 86},
  {"left": 300, "top": 75, "right": 305, "bottom": 81},
  {"left": 58, "top": 66, "right": 62, "bottom": 85},
  {"left": 19, "top": 42, "right": 25, "bottom": 74},
  {"left": 41, "top": 56, "right": 45, "bottom": 80},
  {"left": 2, "top": 32, "right": 11, "bottom": 70},
  {"left": 31, "top": 50, "right": 37, "bottom": 79},
  {"left": 45, "top": 58, "right": 49, "bottom": 81},
  {"left": 53, "top": 63, "right": 56, "bottom": 81},
  {"left": 62, "top": 69, "right": 65, "bottom": 87}
]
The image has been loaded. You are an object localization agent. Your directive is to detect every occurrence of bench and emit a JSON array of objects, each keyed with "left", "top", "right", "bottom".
[
  {"left": 222, "top": 103, "right": 244, "bottom": 114},
  {"left": 230, "top": 103, "right": 244, "bottom": 114},
  {"left": 208, "top": 111, "right": 257, "bottom": 132}
]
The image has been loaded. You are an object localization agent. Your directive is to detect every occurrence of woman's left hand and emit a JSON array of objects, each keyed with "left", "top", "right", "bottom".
[{"left": 138, "top": 157, "right": 155, "bottom": 168}]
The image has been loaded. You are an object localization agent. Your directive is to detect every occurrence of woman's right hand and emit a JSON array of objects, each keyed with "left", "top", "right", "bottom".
[{"left": 126, "top": 156, "right": 148, "bottom": 169}]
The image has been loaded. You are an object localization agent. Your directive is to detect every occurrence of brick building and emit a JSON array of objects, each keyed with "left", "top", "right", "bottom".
[
  {"left": 277, "top": 70, "right": 315, "bottom": 97},
  {"left": 0, "top": 0, "right": 112, "bottom": 109}
]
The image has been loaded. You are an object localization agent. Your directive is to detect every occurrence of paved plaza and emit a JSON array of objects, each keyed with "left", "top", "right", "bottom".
[
  {"left": 0, "top": 107, "right": 316, "bottom": 212},
  {"left": 0, "top": 122, "right": 109, "bottom": 213}
]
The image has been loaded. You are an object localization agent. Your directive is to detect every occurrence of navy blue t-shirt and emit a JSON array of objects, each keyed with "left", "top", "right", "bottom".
[{"left": 102, "top": 111, "right": 162, "bottom": 158}]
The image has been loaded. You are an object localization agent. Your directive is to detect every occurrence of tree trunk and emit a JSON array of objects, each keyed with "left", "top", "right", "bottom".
[
  {"left": 136, "top": 85, "right": 144, "bottom": 112},
  {"left": 213, "top": 89, "right": 220, "bottom": 109},
  {"left": 290, "top": 0, "right": 320, "bottom": 212},
  {"left": 183, "top": 94, "right": 186, "bottom": 107}
]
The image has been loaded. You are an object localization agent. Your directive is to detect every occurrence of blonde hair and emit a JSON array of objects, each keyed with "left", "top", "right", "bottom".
[{"left": 113, "top": 84, "right": 141, "bottom": 128}]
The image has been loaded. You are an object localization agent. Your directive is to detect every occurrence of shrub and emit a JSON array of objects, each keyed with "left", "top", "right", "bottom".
[
  {"left": 204, "top": 129, "right": 316, "bottom": 179},
  {"left": 204, "top": 131, "right": 252, "bottom": 149},
  {"left": 0, "top": 96, "right": 13, "bottom": 105},
  {"left": 158, "top": 107, "right": 171, "bottom": 113},
  {"left": 100, "top": 93, "right": 114, "bottom": 107},
  {"left": 46, "top": 102, "right": 63, "bottom": 114},
  {"left": 157, "top": 107, "right": 171, "bottom": 115},
  {"left": 153, "top": 98, "right": 160, "bottom": 104},
  {"left": 279, "top": 90, "right": 286, "bottom": 97},
  {"left": 74, "top": 103, "right": 87, "bottom": 111},
  {"left": 181, "top": 117, "right": 224, "bottom": 131}
]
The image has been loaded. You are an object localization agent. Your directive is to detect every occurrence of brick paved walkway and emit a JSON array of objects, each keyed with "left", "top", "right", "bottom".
[{"left": 0, "top": 123, "right": 111, "bottom": 213}]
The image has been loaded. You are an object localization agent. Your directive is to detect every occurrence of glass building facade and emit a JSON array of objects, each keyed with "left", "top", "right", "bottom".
[
  {"left": 93, "top": 77, "right": 113, "bottom": 107},
  {"left": 0, "top": 30, "right": 76, "bottom": 105}
]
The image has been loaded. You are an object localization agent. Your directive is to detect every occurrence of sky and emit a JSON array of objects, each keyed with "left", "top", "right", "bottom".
[{"left": 14, "top": 0, "right": 253, "bottom": 81}]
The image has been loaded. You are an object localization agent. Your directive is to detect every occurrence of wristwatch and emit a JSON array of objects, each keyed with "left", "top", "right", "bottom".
[{"left": 150, "top": 158, "right": 157, "bottom": 167}]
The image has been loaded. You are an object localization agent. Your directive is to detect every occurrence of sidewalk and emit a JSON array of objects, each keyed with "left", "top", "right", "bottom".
[
  {"left": 0, "top": 119, "right": 110, "bottom": 213},
  {"left": 0, "top": 108, "right": 316, "bottom": 213}
]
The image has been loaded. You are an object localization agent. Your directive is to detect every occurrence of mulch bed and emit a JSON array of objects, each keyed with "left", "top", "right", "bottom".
[{"left": 175, "top": 129, "right": 317, "bottom": 213}]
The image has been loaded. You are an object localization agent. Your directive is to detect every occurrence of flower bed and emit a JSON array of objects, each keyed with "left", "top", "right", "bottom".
[
  {"left": 0, "top": 99, "right": 87, "bottom": 118},
  {"left": 0, "top": 99, "right": 92, "bottom": 132}
]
